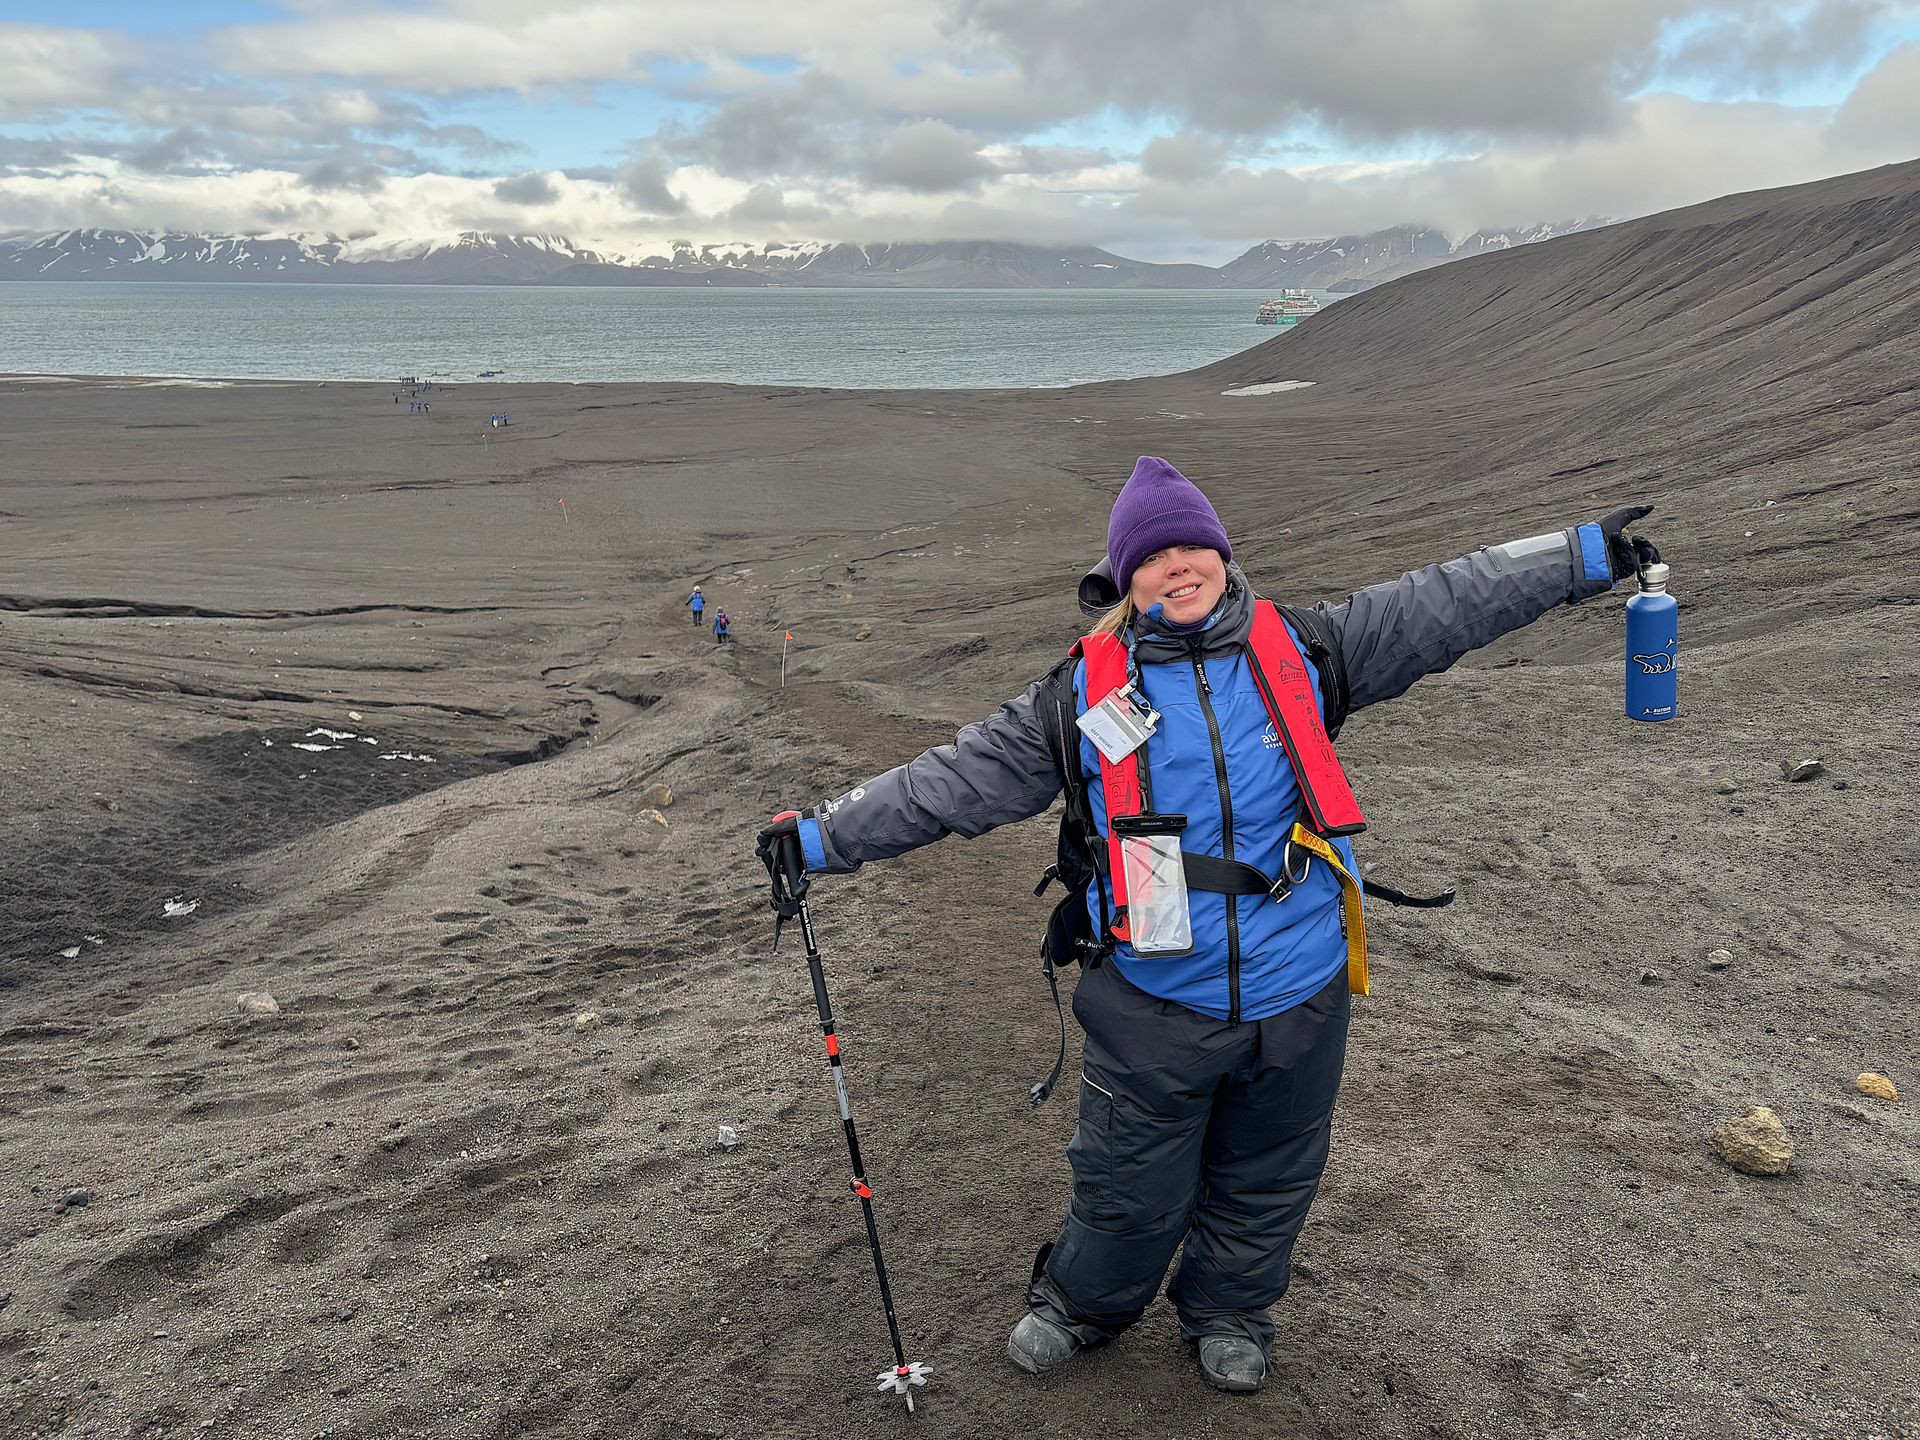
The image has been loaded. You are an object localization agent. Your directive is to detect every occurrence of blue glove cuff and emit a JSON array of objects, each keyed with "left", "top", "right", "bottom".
[
  {"left": 1576, "top": 522, "right": 1612, "bottom": 583},
  {"left": 798, "top": 816, "right": 827, "bottom": 872}
]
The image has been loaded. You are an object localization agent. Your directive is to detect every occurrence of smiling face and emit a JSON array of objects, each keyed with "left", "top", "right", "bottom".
[{"left": 1126, "top": 544, "right": 1227, "bottom": 625}]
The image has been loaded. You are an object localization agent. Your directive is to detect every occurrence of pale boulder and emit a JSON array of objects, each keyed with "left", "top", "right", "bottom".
[{"left": 1709, "top": 1106, "right": 1795, "bottom": 1176}]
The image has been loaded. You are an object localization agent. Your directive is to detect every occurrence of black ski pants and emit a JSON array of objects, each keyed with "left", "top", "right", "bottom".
[{"left": 1027, "top": 959, "right": 1350, "bottom": 1351}]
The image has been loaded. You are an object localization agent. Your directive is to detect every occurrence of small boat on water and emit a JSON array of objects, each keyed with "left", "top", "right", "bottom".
[{"left": 1254, "top": 290, "right": 1320, "bottom": 326}]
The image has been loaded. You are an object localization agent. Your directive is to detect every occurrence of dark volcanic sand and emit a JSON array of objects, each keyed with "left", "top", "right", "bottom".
[{"left": 3, "top": 160, "right": 1918, "bottom": 1440}]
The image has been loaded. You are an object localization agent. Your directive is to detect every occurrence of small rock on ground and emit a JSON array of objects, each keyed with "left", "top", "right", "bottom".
[
  {"left": 1706, "top": 949, "right": 1733, "bottom": 970},
  {"left": 235, "top": 991, "right": 280, "bottom": 1017},
  {"left": 1855, "top": 1073, "right": 1899, "bottom": 1102},
  {"left": 639, "top": 783, "right": 673, "bottom": 807},
  {"left": 1709, "top": 1106, "right": 1795, "bottom": 1176},
  {"left": 1781, "top": 758, "right": 1826, "bottom": 783}
]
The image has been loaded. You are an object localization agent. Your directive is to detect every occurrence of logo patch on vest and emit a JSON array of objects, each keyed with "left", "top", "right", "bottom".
[{"left": 1261, "top": 721, "right": 1281, "bottom": 750}]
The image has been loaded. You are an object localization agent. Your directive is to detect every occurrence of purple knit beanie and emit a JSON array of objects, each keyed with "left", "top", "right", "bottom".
[{"left": 1106, "top": 456, "right": 1232, "bottom": 591}]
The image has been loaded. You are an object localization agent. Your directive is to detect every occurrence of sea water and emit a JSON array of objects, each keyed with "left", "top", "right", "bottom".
[{"left": 0, "top": 282, "right": 1334, "bottom": 390}]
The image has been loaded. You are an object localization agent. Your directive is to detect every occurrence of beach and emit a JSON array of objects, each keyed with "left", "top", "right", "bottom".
[{"left": 3, "top": 160, "right": 1918, "bottom": 1440}]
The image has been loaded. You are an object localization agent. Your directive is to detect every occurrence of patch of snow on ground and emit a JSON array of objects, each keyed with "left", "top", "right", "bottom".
[{"left": 1222, "top": 381, "right": 1317, "bottom": 396}]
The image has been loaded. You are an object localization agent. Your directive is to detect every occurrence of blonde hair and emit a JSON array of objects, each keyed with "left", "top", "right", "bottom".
[{"left": 1091, "top": 598, "right": 1136, "bottom": 639}]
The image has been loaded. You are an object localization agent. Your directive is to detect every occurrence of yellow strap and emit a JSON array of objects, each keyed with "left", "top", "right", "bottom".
[{"left": 1287, "top": 823, "right": 1369, "bottom": 996}]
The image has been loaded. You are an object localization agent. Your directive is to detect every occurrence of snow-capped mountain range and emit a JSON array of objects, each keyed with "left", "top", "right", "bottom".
[
  {"left": 0, "top": 222, "right": 1611, "bottom": 290},
  {"left": 0, "top": 229, "right": 617, "bottom": 283},
  {"left": 1217, "top": 221, "right": 1609, "bottom": 291}
]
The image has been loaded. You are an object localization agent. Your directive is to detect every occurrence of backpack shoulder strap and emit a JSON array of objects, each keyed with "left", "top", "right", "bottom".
[
  {"left": 1275, "top": 601, "right": 1350, "bottom": 740},
  {"left": 1029, "top": 650, "right": 1100, "bottom": 1110},
  {"left": 1035, "top": 653, "right": 1081, "bottom": 794}
]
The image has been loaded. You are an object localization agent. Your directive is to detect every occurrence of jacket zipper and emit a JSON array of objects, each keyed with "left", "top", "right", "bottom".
[{"left": 1189, "top": 648, "right": 1242, "bottom": 1022}]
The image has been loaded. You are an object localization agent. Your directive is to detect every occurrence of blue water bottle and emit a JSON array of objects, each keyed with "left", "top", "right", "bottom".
[{"left": 1625, "top": 562, "right": 1677, "bottom": 722}]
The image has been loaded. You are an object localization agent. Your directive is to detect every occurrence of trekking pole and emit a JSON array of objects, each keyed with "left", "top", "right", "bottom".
[{"left": 762, "top": 814, "right": 932, "bottom": 1412}]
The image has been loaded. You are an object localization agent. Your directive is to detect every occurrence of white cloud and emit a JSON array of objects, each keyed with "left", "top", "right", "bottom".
[
  {"left": 1140, "top": 133, "right": 1228, "bottom": 183},
  {"left": 4, "top": 4, "right": 1919, "bottom": 259},
  {"left": 954, "top": 0, "right": 1914, "bottom": 141},
  {"left": 1657, "top": 0, "right": 1890, "bottom": 94},
  {"left": 1827, "top": 41, "right": 1920, "bottom": 150},
  {"left": 0, "top": 24, "right": 133, "bottom": 118},
  {"left": 4, "top": 86, "right": 1916, "bottom": 260},
  {"left": 864, "top": 119, "right": 996, "bottom": 192},
  {"left": 1105, "top": 91, "right": 1918, "bottom": 255},
  {"left": 210, "top": 0, "right": 953, "bottom": 94},
  {"left": 494, "top": 170, "right": 561, "bottom": 205}
]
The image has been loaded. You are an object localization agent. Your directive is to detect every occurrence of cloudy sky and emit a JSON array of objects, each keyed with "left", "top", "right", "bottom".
[{"left": 2, "top": 0, "right": 1918, "bottom": 261}]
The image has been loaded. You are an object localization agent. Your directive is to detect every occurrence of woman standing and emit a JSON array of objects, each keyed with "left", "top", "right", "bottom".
[{"left": 758, "top": 457, "right": 1657, "bottom": 1393}]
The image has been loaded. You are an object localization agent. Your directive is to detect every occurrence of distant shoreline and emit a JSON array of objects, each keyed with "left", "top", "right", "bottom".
[
  {"left": 0, "top": 278, "right": 1280, "bottom": 292},
  {"left": 0, "top": 370, "right": 1086, "bottom": 395}
]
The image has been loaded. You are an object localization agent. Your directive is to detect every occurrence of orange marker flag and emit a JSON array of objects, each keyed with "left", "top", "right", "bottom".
[{"left": 785, "top": 630, "right": 794, "bottom": 641}]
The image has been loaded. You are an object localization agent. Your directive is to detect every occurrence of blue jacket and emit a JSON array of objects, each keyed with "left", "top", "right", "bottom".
[
  {"left": 1069, "top": 588, "right": 1360, "bottom": 1020},
  {"left": 799, "top": 522, "right": 1620, "bottom": 1021}
]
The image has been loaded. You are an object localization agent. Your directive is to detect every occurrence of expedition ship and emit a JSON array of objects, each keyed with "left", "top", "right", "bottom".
[{"left": 1255, "top": 290, "right": 1321, "bottom": 325}]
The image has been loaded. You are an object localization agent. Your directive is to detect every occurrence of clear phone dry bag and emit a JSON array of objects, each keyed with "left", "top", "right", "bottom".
[{"left": 1114, "top": 814, "right": 1192, "bottom": 957}]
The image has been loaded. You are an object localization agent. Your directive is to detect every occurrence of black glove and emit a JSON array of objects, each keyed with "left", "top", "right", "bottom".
[
  {"left": 756, "top": 812, "right": 808, "bottom": 941},
  {"left": 755, "top": 811, "right": 803, "bottom": 878},
  {"left": 1598, "top": 504, "right": 1662, "bottom": 580}
]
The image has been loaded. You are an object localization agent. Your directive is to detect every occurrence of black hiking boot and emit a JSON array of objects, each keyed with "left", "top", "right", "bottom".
[
  {"left": 1195, "top": 1335, "right": 1267, "bottom": 1393},
  {"left": 1007, "top": 1312, "right": 1084, "bottom": 1375}
]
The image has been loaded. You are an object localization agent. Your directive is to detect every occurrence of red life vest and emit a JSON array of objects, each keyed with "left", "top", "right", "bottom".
[{"left": 1076, "top": 599, "right": 1373, "bottom": 992}]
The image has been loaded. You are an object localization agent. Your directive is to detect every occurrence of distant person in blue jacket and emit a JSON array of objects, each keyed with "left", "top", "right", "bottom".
[
  {"left": 712, "top": 609, "right": 730, "bottom": 644},
  {"left": 756, "top": 456, "right": 1660, "bottom": 1395},
  {"left": 688, "top": 586, "right": 705, "bottom": 624}
]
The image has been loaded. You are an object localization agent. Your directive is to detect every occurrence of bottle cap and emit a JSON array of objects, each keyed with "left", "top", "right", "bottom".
[{"left": 1640, "top": 562, "right": 1670, "bottom": 589}]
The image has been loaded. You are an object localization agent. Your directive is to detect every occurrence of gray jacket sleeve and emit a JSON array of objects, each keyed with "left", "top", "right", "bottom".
[
  {"left": 807, "top": 672, "right": 1068, "bottom": 874},
  {"left": 1325, "top": 522, "right": 1618, "bottom": 712}
]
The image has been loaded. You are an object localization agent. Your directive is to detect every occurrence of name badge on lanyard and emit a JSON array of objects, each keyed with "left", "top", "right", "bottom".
[{"left": 1076, "top": 681, "right": 1160, "bottom": 764}]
